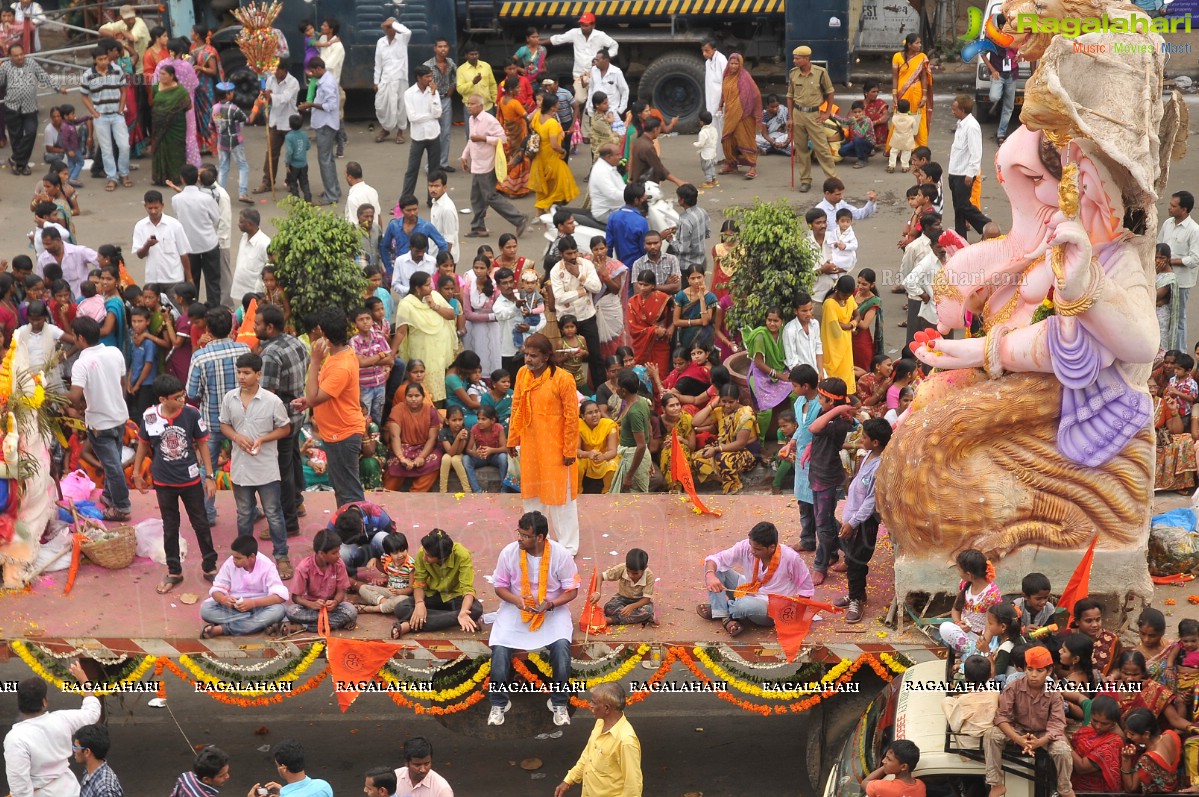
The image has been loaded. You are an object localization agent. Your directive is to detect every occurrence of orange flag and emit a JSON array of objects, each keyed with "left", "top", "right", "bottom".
[
  {"left": 325, "top": 636, "right": 405, "bottom": 712},
  {"left": 579, "top": 566, "right": 608, "bottom": 633},
  {"left": 236, "top": 298, "right": 258, "bottom": 346},
  {"left": 671, "top": 429, "right": 721, "bottom": 517},
  {"left": 767, "top": 594, "right": 841, "bottom": 662},
  {"left": 1057, "top": 534, "right": 1098, "bottom": 626}
]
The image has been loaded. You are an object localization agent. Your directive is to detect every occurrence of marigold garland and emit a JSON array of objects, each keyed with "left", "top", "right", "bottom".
[
  {"left": 378, "top": 659, "right": 491, "bottom": 701},
  {"left": 182, "top": 642, "right": 325, "bottom": 687},
  {"left": 386, "top": 679, "right": 490, "bottom": 715},
  {"left": 12, "top": 641, "right": 157, "bottom": 695},
  {"left": 692, "top": 647, "right": 832, "bottom": 700},
  {"left": 879, "top": 652, "right": 910, "bottom": 675},
  {"left": 177, "top": 642, "right": 324, "bottom": 695},
  {"left": 156, "top": 657, "right": 328, "bottom": 706},
  {"left": 527, "top": 644, "right": 651, "bottom": 688}
]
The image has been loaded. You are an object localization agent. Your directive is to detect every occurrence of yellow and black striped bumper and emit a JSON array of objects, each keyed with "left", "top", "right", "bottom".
[{"left": 497, "top": 0, "right": 783, "bottom": 17}]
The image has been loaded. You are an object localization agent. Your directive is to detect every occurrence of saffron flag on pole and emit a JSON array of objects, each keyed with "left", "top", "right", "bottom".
[
  {"left": 325, "top": 636, "right": 406, "bottom": 712},
  {"left": 579, "top": 566, "right": 608, "bottom": 633},
  {"left": 236, "top": 298, "right": 258, "bottom": 346},
  {"left": 767, "top": 594, "right": 842, "bottom": 662},
  {"left": 1057, "top": 533, "right": 1099, "bottom": 626},
  {"left": 671, "top": 429, "right": 721, "bottom": 517}
]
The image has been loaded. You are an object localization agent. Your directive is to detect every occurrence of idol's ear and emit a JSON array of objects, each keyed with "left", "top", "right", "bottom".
[{"left": 1068, "top": 140, "right": 1122, "bottom": 242}]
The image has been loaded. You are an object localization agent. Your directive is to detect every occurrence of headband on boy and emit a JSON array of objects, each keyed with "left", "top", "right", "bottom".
[
  {"left": 818, "top": 387, "right": 845, "bottom": 401},
  {"left": 1024, "top": 646, "right": 1053, "bottom": 669}
]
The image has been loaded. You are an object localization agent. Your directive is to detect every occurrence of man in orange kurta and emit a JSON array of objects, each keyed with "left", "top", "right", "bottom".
[{"left": 507, "top": 333, "right": 581, "bottom": 554}]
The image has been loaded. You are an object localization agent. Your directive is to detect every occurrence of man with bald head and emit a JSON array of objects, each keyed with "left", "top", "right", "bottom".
[
  {"left": 552, "top": 143, "right": 623, "bottom": 231},
  {"left": 786, "top": 44, "right": 837, "bottom": 193},
  {"left": 460, "top": 94, "right": 528, "bottom": 237}
]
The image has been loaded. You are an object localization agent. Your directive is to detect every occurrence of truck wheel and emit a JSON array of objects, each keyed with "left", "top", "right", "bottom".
[
  {"left": 544, "top": 54, "right": 576, "bottom": 87},
  {"left": 805, "top": 681, "right": 881, "bottom": 793},
  {"left": 638, "top": 52, "right": 706, "bottom": 134}
]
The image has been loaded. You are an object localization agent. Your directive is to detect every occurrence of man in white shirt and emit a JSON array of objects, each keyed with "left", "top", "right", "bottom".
[
  {"left": 391, "top": 232, "right": 437, "bottom": 297},
  {"left": 200, "top": 165, "right": 234, "bottom": 308},
  {"left": 428, "top": 169, "right": 458, "bottom": 260},
  {"left": 815, "top": 177, "right": 877, "bottom": 227},
  {"left": 4, "top": 663, "right": 101, "bottom": 797},
  {"left": 230, "top": 209, "right": 271, "bottom": 303},
  {"left": 67, "top": 316, "right": 131, "bottom": 520},
  {"left": 492, "top": 266, "right": 544, "bottom": 375},
  {"left": 37, "top": 229, "right": 97, "bottom": 297},
  {"left": 255, "top": 61, "right": 300, "bottom": 195},
  {"left": 133, "top": 189, "right": 190, "bottom": 286},
  {"left": 701, "top": 40, "right": 727, "bottom": 141},
  {"left": 374, "top": 17, "right": 412, "bottom": 144},
  {"left": 901, "top": 215, "right": 941, "bottom": 346},
  {"left": 947, "top": 94, "right": 991, "bottom": 238},
  {"left": 550, "top": 235, "right": 604, "bottom": 386},
  {"left": 317, "top": 19, "right": 347, "bottom": 156},
  {"left": 401, "top": 65, "right": 443, "bottom": 201},
  {"left": 587, "top": 145, "right": 624, "bottom": 223},
  {"left": 782, "top": 291, "right": 824, "bottom": 374},
  {"left": 1159, "top": 189, "right": 1199, "bottom": 350},
  {"left": 345, "top": 162, "right": 382, "bottom": 234},
  {"left": 586, "top": 48, "right": 627, "bottom": 117},
  {"left": 171, "top": 164, "right": 222, "bottom": 304},
  {"left": 550, "top": 13, "right": 618, "bottom": 136}
]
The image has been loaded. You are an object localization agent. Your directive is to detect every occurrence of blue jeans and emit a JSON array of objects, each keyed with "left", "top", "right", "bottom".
[
  {"left": 233, "top": 481, "right": 287, "bottom": 559},
  {"left": 464, "top": 452, "right": 508, "bottom": 492},
  {"left": 218, "top": 143, "right": 250, "bottom": 197},
  {"left": 204, "top": 432, "right": 227, "bottom": 522},
  {"left": 199, "top": 599, "right": 287, "bottom": 636},
  {"left": 838, "top": 137, "right": 872, "bottom": 160},
  {"left": 707, "top": 569, "right": 771, "bottom": 625},
  {"left": 438, "top": 102, "right": 452, "bottom": 168},
  {"left": 489, "top": 638, "right": 572, "bottom": 707},
  {"left": 989, "top": 74, "right": 1016, "bottom": 138},
  {"left": 88, "top": 425, "right": 130, "bottom": 513},
  {"left": 65, "top": 145, "right": 85, "bottom": 181},
  {"left": 93, "top": 113, "right": 129, "bottom": 180},
  {"left": 340, "top": 529, "right": 392, "bottom": 578},
  {"left": 811, "top": 484, "right": 841, "bottom": 573},
  {"left": 360, "top": 384, "right": 385, "bottom": 425}
]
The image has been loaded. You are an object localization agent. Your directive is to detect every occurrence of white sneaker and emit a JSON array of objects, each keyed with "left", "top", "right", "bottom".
[
  {"left": 547, "top": 698, "right": 570, "bottom": 726},
  {"left": 487, "top": 702, "right": 511, "bottom": 726}
]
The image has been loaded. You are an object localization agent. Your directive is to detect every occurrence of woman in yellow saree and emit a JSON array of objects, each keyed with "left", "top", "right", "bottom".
[
  {"left": 718, "top": 53, "right": 762, "bottom": 180},
  {"left": 820, "top": 275, "right": 858, "bottom": 395},
  {"left": 890, "top": 33, "right": 933, "bottom": 149},
  {"left": 528, "top": 92, "right": 579, "bottom": 212},
  {"left": 497, "top": 77, "right": 531, "bottom": 198}
]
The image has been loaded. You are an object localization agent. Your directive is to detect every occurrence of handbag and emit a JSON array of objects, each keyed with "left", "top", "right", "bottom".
[
  {"left": 524, "top": 129, "right": 541, "bottom": 155},
  {"left": 495, "top": 140, "right": 508, "bottom": 183}
]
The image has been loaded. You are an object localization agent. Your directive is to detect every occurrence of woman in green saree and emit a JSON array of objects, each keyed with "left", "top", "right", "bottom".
[
  {"left": 151, "top": 65, "right": 191, "bottom": 186},
  {"left": 742, "top": 306, "right": 790, "bottom": 441}
]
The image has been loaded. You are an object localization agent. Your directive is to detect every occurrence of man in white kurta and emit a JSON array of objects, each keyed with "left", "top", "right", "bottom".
[
  {"left": 488, "top": 511, "right": 580, "bottom": 728},
  {"left": 700, "top": 522, "right": 813, "bottom": 631},
  {"left": 701, "top": 41, "right": 727, "bottom": 141},
  {"left": 4, "top": 663, "right": 102, "bottom": 797},
  {"left": 373, "top": 18, "right": 412, "bottom": 143}
]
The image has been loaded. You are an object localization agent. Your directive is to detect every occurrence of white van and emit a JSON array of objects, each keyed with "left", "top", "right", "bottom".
[
  {"left": 821, "top": 659, "right": 1176, "bottom": 797},
  {"left": 973, "top": 0, "right": 1033, "bottom": 122}
]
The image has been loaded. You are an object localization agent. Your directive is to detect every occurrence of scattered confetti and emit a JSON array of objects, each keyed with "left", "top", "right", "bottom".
[{"left": 1166, "top": 598, "right": 1178, "bottom": 605}]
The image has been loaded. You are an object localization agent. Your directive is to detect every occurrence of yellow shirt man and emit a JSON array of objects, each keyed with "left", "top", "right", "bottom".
[
  {"left": 562, "top": 713, "right": 643, "bottom": 797},
  {"left": 456, "top": 57, "right": 497, "bottom": 111}
]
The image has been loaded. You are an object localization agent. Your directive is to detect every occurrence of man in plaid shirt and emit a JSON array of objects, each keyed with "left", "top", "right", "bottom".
[
  {"left": 74, "top": 724, "right": 123, "bottom": 797},
  {"left": 186, "top": 307, "right": 249, "bottom": 523},
  {"left": 255, "top": 302, "right": 309, "bottom": 535}
]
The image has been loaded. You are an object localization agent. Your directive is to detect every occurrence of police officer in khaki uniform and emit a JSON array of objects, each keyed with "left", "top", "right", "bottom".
[{"left": 786, "top": 45, "right": 838, "bottom": 192}]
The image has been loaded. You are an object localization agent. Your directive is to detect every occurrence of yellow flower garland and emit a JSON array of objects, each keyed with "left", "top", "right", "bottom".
[
  {"left": 178, "top": 642, "right": 324, "bottom": 695},
  {"left": 821, "top": 657, "right": 853, "bottom": 682},
  {"left": 379, "top": 659, "right": 491, "bottom": 701},
  {"left": 13, "top": 641, "right": 157, "bottom": 695},
  {"left": 879, "top": 652, "right": 908, "bottom": 674},
  {"left": 527, "top": 644, "right": 651, "bottom": 688},
  {"left": 691, "top": 647, "right": 838, "bottom": 700}
]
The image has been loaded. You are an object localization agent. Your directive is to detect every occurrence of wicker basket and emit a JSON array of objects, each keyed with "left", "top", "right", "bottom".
[{"left": 80, "top": 524, "right": 137, "bottom": 569}]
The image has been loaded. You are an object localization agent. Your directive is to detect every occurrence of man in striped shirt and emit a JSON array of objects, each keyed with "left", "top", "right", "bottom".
[
  {"left": 73, "top": 725, "right": 123, "bottom": 797},
  {"left": 0, "top": 42, "right": 63, "bottom": 174},
  {"left": 80, "top": 46, "right": 130, "bottom": 190}
]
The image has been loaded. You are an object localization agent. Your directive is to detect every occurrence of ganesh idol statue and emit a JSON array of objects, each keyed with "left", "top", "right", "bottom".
[{"left": 875, "top": 0, "right": 1188, "bottom": 603}]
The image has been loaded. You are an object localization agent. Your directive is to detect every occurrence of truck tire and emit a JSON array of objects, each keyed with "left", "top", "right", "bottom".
[
  {"left": 544, "top": 54, "right": 576, "bottom": 87},
  {"left": 805, "top": 678, "right": 881, "bottom": 794},
  {"left": 638, "top": 52, "right": 706, "bottom": 134}
]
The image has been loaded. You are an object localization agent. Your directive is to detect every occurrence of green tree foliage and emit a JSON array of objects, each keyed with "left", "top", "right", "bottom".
[
  {"left": 267, "top": 197, "right": 368, "bottom": 324},
  {"left": 724, "top": 200, "right": 817, "bottom": 333}
]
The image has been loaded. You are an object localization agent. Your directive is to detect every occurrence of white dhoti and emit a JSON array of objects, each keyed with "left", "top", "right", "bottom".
[
  {"left": 523, "top": 497, "right": 580, "bottom": 556},
  {"left": 375, "top": 79, "right": 409, "bottom": 132}
]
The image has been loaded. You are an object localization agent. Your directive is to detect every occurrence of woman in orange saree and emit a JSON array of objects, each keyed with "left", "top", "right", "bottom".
[
  {"left": 718, "top": 53, "right": 762, "bottom": 180},
  {"left": 497, "top": 77, "right": 531, "bottom": 198},
  {"left": 626, "top": 270, "right": 672, "bottom": 375},
  {"left": 890, "top": 33, "right": 932, "bottom": 149}
]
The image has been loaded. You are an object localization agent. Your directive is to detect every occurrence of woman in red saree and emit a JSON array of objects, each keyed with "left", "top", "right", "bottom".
[
  {"left": 497, "top": 76, "right": 532, "bottom": 198},
  {"left": 1121, "top": 707, "right": 1182, "bottom": 793},
  {"left": 1103, "top": 650, "right": 1192, "bottom": 732},
  {"left": 1069, "top": 695, "right": 1123, "bottom": 794},
  {"left": 626, "top": 270, "right": 672, "bottom": 375},
  {"left": 717, "top": 53, "right": 762, "bottom": 180}
]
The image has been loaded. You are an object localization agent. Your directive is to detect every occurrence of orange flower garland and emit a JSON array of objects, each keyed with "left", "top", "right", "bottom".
[
  {"left": 387, "top": 680, "right": 490, "bottom": 716},
  {"left": 156, "top": 657, "right": 328, "bottom": 707}
]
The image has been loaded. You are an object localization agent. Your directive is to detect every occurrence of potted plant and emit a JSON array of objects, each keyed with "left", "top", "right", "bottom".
[
  {"left": 267, "top": 197, "right": 369, "bottom": 324},
  {"left": 723, "top": 199, "right": 817, "bottom": 334}
]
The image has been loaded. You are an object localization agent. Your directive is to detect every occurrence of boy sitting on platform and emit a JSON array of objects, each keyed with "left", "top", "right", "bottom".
[
  {"left": 588, "top": 548, "right": 655, "bottom": 626},
  {"left": 200, "top": 536, "right": 288, "bottom": 638},
  {"left": 943, "top": 654, "right": 999, "bottom": 742},
  {"left": 283, "top": 530, "right": 358, "bottom": 633}
]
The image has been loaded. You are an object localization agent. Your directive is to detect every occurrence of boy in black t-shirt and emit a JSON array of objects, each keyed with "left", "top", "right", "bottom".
[
  {"left": 806, "top": 377, "right": 857, "bottom": 586},
  {"left": 133, "top": 373, "right": 219, "bottom": 595}
]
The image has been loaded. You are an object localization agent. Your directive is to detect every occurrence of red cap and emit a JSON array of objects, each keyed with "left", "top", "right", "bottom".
[{"left": 579, "top": 12, "right": 596, "bottom": 24}]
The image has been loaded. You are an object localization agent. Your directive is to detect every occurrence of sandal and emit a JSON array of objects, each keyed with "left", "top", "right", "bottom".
[
  {"left": 719, "top": 165, "right": 739, "bottom": 175},
  {"left": 121, "top": 176, "right": 133, "bottom": 188},
  {"left": 200, "top": 624, "right": 219, "bottom": 639},
  {"left": 695, "top": 603, "right": 714, "bottom": 620},
  {"left": 721, "top": 617, "right": 745, "bottom": 637},
  {"left": 157, "top": 574, "right": 184, "bottom": 594},
  {"left": 105, "top": 180, "right": 117, "bottom": 192},
  {"left": 101, "top": 506, "right": 131, "bottom": 521},
  {"left": 202, "top": 569, "right": 217, "bottom": 582},
  {"left": 745, "top": 170, "right": 757, "bottom": 180},
  {"left": 390, "top": 622, "right": 409, "bottom": 639}
]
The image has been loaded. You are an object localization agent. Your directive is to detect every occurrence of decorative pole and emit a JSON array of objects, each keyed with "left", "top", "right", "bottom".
[{"left": 233, "top": 2, "right": 283, "bottom": 199}]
